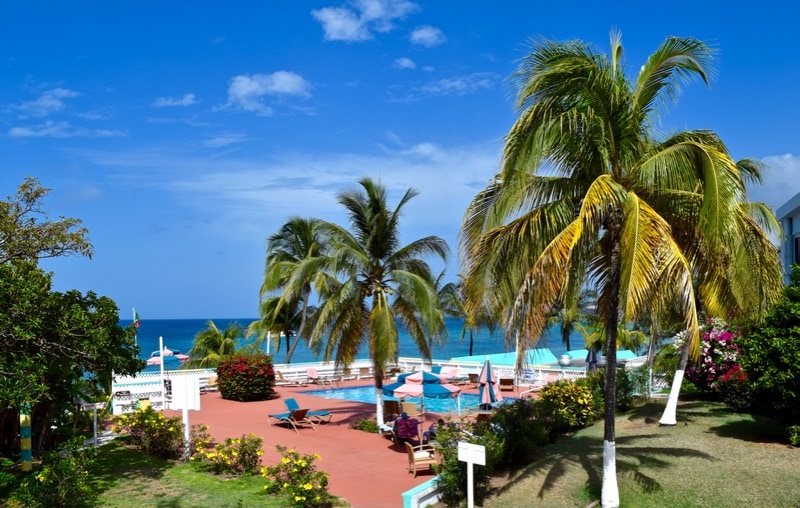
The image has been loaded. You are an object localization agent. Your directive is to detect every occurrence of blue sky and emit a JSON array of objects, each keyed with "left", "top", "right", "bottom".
[{"left": 3, "top": 1, "right": 799, "bottom": 319}]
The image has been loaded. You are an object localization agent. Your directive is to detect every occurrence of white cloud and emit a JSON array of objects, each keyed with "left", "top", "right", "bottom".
[
  {"left": 9, "top": 88, "right": 80, "bottom": 118},
  {"left": 751, "top": 153, "right": 800, "bottom": 212},
  {"left": 392, "top": 72, "right": 498, "bottom": 101},
  {"left": 8, "top": 120, "right": 124, "bottom": 138},
  {"left": 393, "top": 57, "right": 416, "bottom": 69},
  {"left": 312, "top": 0, "right": 418, "bottom": 42},
  {"left": 409, "top": 25, "right": 445, "bottom": 47},
  {"left": 152, "top": 93, "right": 198, "bottom": 108},
  {"left": 203, "top": 133, "right": 252, "bottom": 148},
  {"left": 224, "top": 72, "right": 311, "bottom": 115}
]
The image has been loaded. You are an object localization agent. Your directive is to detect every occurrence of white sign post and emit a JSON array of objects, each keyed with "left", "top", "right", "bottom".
[
  {"left": 81, "top": 402, "right": 106, "bottom": 448},
  {"left": 170, "top": 376, "right": 201, "bottom": 460},
  {"left": 458, "top": 441, "right": 486, "bottom": 508}
]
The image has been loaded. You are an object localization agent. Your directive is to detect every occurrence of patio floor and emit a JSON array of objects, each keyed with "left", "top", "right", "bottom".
[{"left": 163, "top": 379, "right": 517, "bottom": 507}]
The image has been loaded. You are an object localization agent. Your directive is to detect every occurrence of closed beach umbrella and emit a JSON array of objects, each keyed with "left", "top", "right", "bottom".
[
  {"left": 586, "top": 346, "right": 599, "bottom": 372},
  {"left": 478, "top": 359, "right": 502, "bottom": 406}
]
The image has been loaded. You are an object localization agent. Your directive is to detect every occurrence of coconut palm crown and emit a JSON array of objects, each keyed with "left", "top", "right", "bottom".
[
  {"left": 460, "top": 32, "right": 783, "bottom": 507},
  {"left": 310, "top": 177, "right": 449, "bottom": 424}
]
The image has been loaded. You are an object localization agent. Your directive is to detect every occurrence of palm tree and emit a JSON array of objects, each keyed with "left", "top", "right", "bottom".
[
  {"left": 438, "top": 276, "right": 498, "bottom": 356},
  {"left": 258, "top": 217, "right": 332, "bottom": 364},
  {"left": 186, "top": 320, "right": 246, "bottom": 369},
  {"left": 460, "top": 32, "right": 783, "bottom": 507},
  {"left": 311, "top": 177, "right": 449, "bottom": 425}
]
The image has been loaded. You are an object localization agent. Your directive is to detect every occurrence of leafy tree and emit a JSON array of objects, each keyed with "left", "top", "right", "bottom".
[
  {"left": 0, "top": 178, "right": 141, "bottom": 455},
  {"left": 0, "top": 177, "right": 92, "bottom": 264},
  {"left": 460, "top": 32, "right": 782, "bottom": 506},
  {"left": 0, "top": 262, "right": 142, "bottom": 454},
  {"left": 311, "top": 178, "right": 448, "bottom": 424},
  {"left": 740, "top": 265, "right": 800, "bottom": 425},
  {"left": 186, "top": 320, "right": 247, "bottom": 369},
  {"left": 257, "top": 217, "right": 333, "bottom": 364}
]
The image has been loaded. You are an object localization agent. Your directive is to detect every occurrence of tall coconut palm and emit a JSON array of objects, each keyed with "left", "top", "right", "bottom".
[
  {"left": 311, "top": 177, "right": 448, "bottom": 425},
  {"left": 461, "top": 32, "right": 782, "bottom": 507},
  {"left": 186, "top": 320, "right": 246, "bottom": 369},
  {"left": 439, "top": 276, "right": 498, "bottom": 356},
  {"left": 258, "top": 217, "right": 332, "bottom": 364}
]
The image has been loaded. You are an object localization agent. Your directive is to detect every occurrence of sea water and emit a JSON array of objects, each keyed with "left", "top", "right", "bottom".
[{"left": 126, "top": 316, "right": 580, "bottom": 372}]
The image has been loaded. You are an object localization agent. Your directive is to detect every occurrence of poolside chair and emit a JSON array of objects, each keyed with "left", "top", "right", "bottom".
[
  {"left": 499, "top": 378, "right": 515, "bottom": 391},
  {"left": 401, "top": 401, "right": 421, "bottom": 419},
  {"left": 306, "top": 367, "right": 333, "bottom": 387},
  {"left": 200, "top": 375, "right": 218, "bottom": 393},
  {"left": 358, "top": 367, "right": 371, "bottom": 379},
  {"left": 444, "top": 366, "right": 469, "bottom": 386},
  {"left": 468, "top": 373, "right": 479, "bottom": 388},
  {"left": 284, "top": 397, "right": 332, "bottom": 424},
  {"left": 405, "top": 442, "right": 439, "bottom": 477},
  {"left": 276, "top": 371, "right": 307, "bottom": 387},
  {"left": 384, "top": 400, "right": 401, "bottom": 420},
  {"left": 267, "top": 408, "right": 316, "bottom": 433}
]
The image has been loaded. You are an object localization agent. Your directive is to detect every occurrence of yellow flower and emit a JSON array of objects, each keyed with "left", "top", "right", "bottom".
[
  {"left": 313, "top": 453, "right": 321, "bottom": 461},
  {"left": 303, "top": 482, "right": 313, "bottom": 490},
  {"left": 282, "top": 457, "right": 291, "bottom": 464}
]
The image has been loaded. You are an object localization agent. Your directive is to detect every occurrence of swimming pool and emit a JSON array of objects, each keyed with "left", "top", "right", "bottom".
[{"left": 301, "top": 385, "right": 497, "bottom": 414}]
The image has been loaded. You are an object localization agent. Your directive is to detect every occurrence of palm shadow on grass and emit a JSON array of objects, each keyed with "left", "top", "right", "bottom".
[
  {"left": 707, "top": 415, "right": 787, "bottom": 444},
  {"left": 493, "top": 402, "right": 719, "bottom": 502}
]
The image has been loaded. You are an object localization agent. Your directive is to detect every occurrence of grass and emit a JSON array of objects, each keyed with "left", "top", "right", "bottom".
[
  {"left": 483, "top": 398, "right": 799, "bottom": 507},
  {"left": 90, "top": 440, "right": 288, "bottom": 507}
]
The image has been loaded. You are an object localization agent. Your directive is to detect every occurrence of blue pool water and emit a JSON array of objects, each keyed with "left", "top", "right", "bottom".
[{"left": 302, "top": 385, "right": 495, "bottom": 414}]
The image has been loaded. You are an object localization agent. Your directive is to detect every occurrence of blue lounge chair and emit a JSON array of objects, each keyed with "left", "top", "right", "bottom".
[
  {"left": 284, "top": 397, "right": 332, "bottom": 424},
  {"left": 267, "top": 408, "right": 316, "bottom": 433}
]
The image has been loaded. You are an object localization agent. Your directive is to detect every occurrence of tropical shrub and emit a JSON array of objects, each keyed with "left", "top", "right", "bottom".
[
  {"left": 715, "top": 365, "right": 751, "bottom": 413},
  {"left": 679, "top": 318, "right": 743, "bottom": 392},
  {"left": 192, "top": 432, "right": 264, "bottom": 475},
  {"left": 350, "top": 417, "right": 379, "bottom": 434},
  {"left": 435, "top": 421, "right": 502, "bottom": 507},
  {"left": 489, "top": 399, "right": 548, "bottom": 468},
  {"left": 739, "top": 265, "right": 800, "bottom": 426},
  {"left": 216, "top": 353, "right": 276, "bottom": 402},
  {"left": 112, "top": 406, "right": 183, "bottom": 459},
  {"left": 788, "top": 426, "right": 800, "bottom": 447},
  {"left": 579, "top": 368, "right": 634, "bottom": 413},
  {"left": 535, "top": 380, "right": 598, "bottom": 439},
  {"left": 11, "top": 437, "right": 96, "bottom": 508},
  {"left": 262, "top": 445, "right": 331, "bottom": 508}
]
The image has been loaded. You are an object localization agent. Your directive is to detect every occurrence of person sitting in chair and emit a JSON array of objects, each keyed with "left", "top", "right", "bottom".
[
  {"left": 393, "top": 412, "right": 420, "bottom": 445},
  {"left": 423, "top": 418, "right": 445, "bottom": 444}
]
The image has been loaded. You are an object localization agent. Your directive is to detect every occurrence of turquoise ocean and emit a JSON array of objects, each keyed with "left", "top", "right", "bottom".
[{"left": 126, "top": 317, "right": 579, "bottom": 373}]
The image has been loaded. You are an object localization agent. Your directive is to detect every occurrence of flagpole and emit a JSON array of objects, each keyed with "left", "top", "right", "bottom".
[{"left": 133, "top": 307, "right": 140, "bottom": 346}]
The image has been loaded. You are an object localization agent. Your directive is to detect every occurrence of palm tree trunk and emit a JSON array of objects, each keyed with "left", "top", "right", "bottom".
[
  {"left": 602, "top": 231, "right": 622, "bottom": 508},
  {"left": 659, "top": 342, "right": 689, "bottom": 425},
  {"left": 284, "top": 289, "right": 311, "bottom": 364},
  {"left": 469, "top": 329, "right": 474, "bottom": 356}
]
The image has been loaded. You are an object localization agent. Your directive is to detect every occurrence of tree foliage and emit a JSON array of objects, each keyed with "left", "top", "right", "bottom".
[
  {"left": 0, "top": 177, "right": 142, "bottom": 456},
  {"left": 740, "top": 265, "right": 800, "bottom": 425},
  {"left": 0, "top": 177, "right": 92, "bottom": 264}
]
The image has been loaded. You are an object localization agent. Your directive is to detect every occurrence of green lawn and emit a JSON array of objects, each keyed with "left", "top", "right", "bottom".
[
  {"left": 90, "top": 441, "right": 287, "bottom": 508},
  {"left": 484, "top": 398, "right": 799, "bottom": 507}
]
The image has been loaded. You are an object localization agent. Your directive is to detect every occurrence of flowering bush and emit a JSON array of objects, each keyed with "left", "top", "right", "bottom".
[
  {"left": 680, "top": 318, "right": 742, "bottom": 392},
  {"left": 113, "top": 406, "right": 184, "bottom": 459},
  {"left": 216, "top": 353, "right": 276, "bottom": 402},
  {"left": 262, "top": 446, "right": 331, "bottom": 508},
  {"left": 12, "top": 437, "right": 96, "bottom": 508},
  {"left": 192, "top": 432, "right": 264, "bottom": 475}
]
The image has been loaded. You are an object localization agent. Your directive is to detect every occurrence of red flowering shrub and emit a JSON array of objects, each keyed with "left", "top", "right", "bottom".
[
  {"left": 716, "top": 364, "right": 750, "bottom": 412},
  {"left": 216, "top": 353, "right": 276, "bottom": 402},
  {"left": 683, "top": 318, "right": 742, "bottom": 392}
]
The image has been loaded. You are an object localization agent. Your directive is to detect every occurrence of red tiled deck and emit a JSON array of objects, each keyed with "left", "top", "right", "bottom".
[{"left": 163, "top": 380, "right": 505, "bottom": 507}]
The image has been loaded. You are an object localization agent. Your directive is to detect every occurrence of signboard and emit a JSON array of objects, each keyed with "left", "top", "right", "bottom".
[
  {"left": 458, "top": 441, "right": 486, "bottom": 466},
  {"left": 170, "top": 376, "right": 201, "bottom": 410}
]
